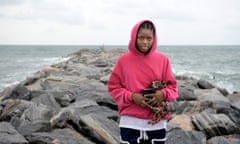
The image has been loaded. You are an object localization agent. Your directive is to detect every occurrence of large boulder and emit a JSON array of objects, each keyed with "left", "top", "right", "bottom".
[
  {"left": 27, "top": 128, "right": 94, "bottom": 144},
  {"left": 196, "top": 88, "right": 229, "bottom": 102},
  {"left": 192, "top": 111, "right": 240, "bottom": 138},
  {"left": 0, "top": 122, "right": 28, "bottom": 144},
  {"left": 166, "top": 128, "right": 206, "bottom": 144},
  {"left": 207, "top": 134, "right": 240, "bottom": 144},
  {"left": 228, "top": 92, "right": 240, "bottom": 109}
]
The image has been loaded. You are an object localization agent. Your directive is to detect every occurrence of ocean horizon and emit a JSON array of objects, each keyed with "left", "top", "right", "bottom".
[{"left": 0, "top": 44, "right": 239, "bottom": 93}]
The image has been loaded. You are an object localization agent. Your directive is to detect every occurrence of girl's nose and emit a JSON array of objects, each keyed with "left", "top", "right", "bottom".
[{"left": 143, "top": 38, "right": 148, "bottom": 43}]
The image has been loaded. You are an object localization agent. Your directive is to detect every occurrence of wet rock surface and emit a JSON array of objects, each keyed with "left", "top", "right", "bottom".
[{"left": 0, "top": 48, "right": 240, "bottom": 144}]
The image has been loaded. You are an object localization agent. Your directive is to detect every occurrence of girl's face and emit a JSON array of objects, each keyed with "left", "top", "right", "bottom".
[{"left": 136, "top": 28, "right": 154, "bottom": 54}]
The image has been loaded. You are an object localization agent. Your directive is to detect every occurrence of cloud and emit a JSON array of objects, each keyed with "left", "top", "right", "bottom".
[
  {"left": 0, "top": 0, "right": 27, "bottom": 6},
  {"left": 0, "top": 0, "right": 85, "bottom": 25},
  {"left": 99, "top": 0, "right": 195, "bottom": 23},
  {"left": 0, "top": 0, "right": 240, "bottom": 45}
]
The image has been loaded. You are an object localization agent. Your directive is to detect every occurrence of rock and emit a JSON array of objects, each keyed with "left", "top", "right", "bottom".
[
  {"left": 100, "top": 74, "right": 110, "bottom": 85},
  {"left": 22, "top": 70, "right": 48, "bottom": 86},
  {"left": 50, "top": 110, "right": 76, "bottom": 128},
  {"left": 27, "top": 128, "right": 94, "bottom": 144},
  {"left": 228, "top": 93, "right": 240, "bottom": 109},
  {"left": 168, "top": 101, "right": 195, "bottom": 115},
  {"left": 25, "top": 79, "right": 45, "bottom": 91},
  {"left": 10, "top": 117, "right": 51, "bottom": 136},
  {"left": 191, "top": 111, "right": 240, "bottom": 138},
  {"left": 197, "top": 79, "right": 215, "bottom": 89},
  {"left": 1, "top": 84, "right": 31, "bottom": 101},
  {"left": 96, "top": 96, "right": 118, "bottom": 111},
  {"left": 50, "top": 99, "right": 118, "bottom": 130},
  {"left": 55, "top": 92, "right": 75, "bottom": 107},
  {"left": 166, "top": 129, "right": 206, "bottom": 144},
  {"left": 207, "top": 134, "right": 240, "bottom": 144},
  {"left": 217, "top": 87, "right": 229, "bottom": 96},
  {"left": 196, "top": 88, "right": 229, "bottom": 102},
  {"left": 21, "top": 103, "right": 54, "bottom": 121},
  {"left": 197, "top": 79, "right": 229, "bottom": 96},
  {"left": 214, "top": 101, "right": 232, "bottom": 113},
  {"left": 169, "top": 114, "right": 195, "bottom": 131},
  {"left": 177, "top": 87, "right": 196, "bottom": 101},
  {"left": 169, "top": 101, "right": 213, "bottom": 115},
  {"left": 0, "top": 99, "right": 34, "bottom": 121},
  {"left": 0, "top": 122, "right": 28, "bottom": 144},
  {"left": 31, "top": 90, "right": 76, "bottom": 107},
  {"left": 31, "top": 93, "right": 61, "bottom": 112},
  {"left": 40, "top": 76, "right": 83, "bottom": 91},
  {"left": 95, "top": 58, "right": 108, "bottom": 67},
  {"left": 176, "top": 76, "right": 199, "bottom": 89},
  {"left": 0, "top": 87, "right": 13, "bottom": 101},
  {"left": 78, "top": 113, "right": 120, "bottom": 144},
  {"left": 214, "top": 101, "right": 240, "bottom": 128}
]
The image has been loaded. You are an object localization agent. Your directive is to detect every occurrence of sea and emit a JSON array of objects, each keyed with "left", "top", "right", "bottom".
[{"left": 0, "top": 45, "right": 239, "bottom": 93}]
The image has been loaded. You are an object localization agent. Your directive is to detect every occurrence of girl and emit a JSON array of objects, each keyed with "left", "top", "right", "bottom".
[{"left": 108, "top": 20, "right": 178, "bottom": 144}]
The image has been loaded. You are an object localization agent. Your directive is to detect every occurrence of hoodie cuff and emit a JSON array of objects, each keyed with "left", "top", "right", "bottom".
[{"left": 126, "top": 91, "right": 134, "bottom": 103}]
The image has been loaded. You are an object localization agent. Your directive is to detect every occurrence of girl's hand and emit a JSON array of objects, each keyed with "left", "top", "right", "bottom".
[
  {"left": 155, "top": 90, "right": 164, "bottom": 103},
  {"left": 132, "top": 93, "right": 148, "bottom": 107},
  {"left": 144, "top": 90, "right": 164, "bottom": 107}
]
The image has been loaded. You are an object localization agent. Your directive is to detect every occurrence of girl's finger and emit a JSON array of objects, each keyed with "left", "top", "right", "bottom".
[{"left": 146, "top": 99, "right": 158, "bottom": 106}]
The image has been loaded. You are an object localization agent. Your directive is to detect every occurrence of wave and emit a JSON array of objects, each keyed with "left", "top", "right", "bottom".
[
  {"left": 0, "top": 56, "right": 67, "bottom": 92},
  {"left": 16, "top": 57, "right": 61, "bottom": 63},
  {"left": 174, "top": 69, "right": 239, "bottom": 93}
]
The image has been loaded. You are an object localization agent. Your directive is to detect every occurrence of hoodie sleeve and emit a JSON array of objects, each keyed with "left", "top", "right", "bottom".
[
  {"left": 107, "top": 59, "right": 133, "bottom": 107},
  {"left": 161, "top": 58, "right": 178, "bottom": 102}
]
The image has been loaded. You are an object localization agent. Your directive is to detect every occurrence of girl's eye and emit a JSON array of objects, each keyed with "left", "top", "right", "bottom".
[
  {"left": 147, "top": 37, "right": 153, "bottom": 41},
  {"left": 138, "top": 37, "right": 144, "bottom": 40},
  {"left": 137, "top": 36, "right": 153, "bottom": 41}
]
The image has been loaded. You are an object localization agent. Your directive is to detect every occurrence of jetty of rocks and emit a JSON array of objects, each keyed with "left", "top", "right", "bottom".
[{"left": 0, "top": 48, "right": 239, "bottom": 144}]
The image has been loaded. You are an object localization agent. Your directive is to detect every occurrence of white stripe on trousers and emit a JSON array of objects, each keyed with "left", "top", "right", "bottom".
[{"left": 120, "top": 130, "right": 167, "bottom": 144}]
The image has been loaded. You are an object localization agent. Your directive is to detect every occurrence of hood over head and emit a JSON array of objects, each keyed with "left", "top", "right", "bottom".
[{"left": 128, "top": 20, "right": 157, "bottom": 56}]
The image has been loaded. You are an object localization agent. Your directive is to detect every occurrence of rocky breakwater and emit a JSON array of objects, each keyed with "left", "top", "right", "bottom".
[{"left": 0, "top": 48, "right": 240, "bottom": 144}]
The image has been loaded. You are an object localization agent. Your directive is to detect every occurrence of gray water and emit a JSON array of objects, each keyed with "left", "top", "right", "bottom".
[
  {"left": 0, "top": 45, "right": 239, "bottom": 93},
  {"left": 160, "top": 45, "right": 240, "bottom": 93},
  {"left": 0, "top": 45, "right": 81, "bottom": 91}
]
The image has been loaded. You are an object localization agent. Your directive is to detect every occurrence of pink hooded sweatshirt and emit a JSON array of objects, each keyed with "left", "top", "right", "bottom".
[{"left": 108, "top": 20, "right": 178, "bottom": 120}]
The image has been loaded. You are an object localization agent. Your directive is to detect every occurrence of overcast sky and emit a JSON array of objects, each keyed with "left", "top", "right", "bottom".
[{"left": 0, "top": 0, "right": 239, "bottom": 45}]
